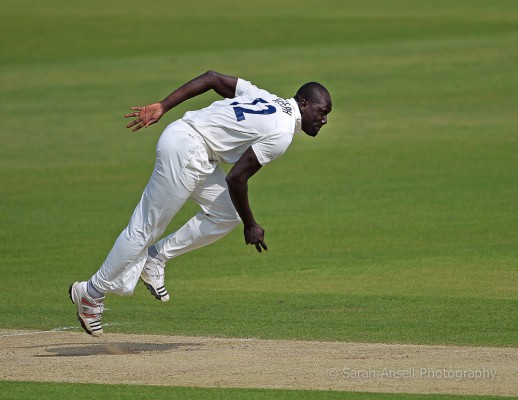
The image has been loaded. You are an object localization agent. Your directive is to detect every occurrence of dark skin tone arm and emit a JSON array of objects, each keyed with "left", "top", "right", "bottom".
[
  {"left": 225, "top": 147, "right": 267, "bottom": 253},
  {"left": 125, "top": 70, "right": 238, "bottom": 132},
  {"left": 125, "top": 70, "right": 267, "bottom": 252}
]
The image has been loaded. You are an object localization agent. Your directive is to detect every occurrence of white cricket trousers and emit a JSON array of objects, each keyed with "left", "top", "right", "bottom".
[{"left": 91, "top": 120, "right": 241, "bottom": 295}]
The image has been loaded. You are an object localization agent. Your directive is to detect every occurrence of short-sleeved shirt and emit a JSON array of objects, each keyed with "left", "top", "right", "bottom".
[{"left": 182, "top": 79, "right": 302, "bottom": 165}]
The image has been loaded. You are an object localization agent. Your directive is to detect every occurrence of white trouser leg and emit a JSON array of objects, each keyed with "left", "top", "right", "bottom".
[
  {"left": 91, "top": 121, "right": 216, "bottom": 295},
  {"left": 153, "top": 165, "right": 241, "bottom": 260}
]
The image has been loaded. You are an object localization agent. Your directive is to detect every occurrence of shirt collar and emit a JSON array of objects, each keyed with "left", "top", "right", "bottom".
[{"left": 288, "top": 98, "right": 302, "bottom": 134}]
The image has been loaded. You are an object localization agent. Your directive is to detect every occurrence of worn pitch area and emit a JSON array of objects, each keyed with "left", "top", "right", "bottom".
[{"left": 0, "top": 330, "right": 516, "bottom": 396}]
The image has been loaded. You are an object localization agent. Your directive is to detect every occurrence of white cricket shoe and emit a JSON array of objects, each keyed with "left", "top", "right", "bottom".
[
  {"left": 69, "top": 281, "right": 105, "bottom": 337},
  {"left": 140, "top": 256, "right": 170, "bottom": 303}
]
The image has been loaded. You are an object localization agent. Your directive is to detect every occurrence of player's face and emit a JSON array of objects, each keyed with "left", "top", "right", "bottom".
[{"left": 300, "top": 97, "right": 332, "bottom": 137}]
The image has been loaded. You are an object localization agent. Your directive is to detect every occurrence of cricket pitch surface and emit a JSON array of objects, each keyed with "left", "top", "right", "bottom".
[{"left": 1, "top": 329, "right": 516, "bottom": 396}]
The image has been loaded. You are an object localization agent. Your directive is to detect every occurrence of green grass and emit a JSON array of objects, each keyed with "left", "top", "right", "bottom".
[
  {"left": 0, "top": 382, "right": 510, "bottom": 400},
  {"left": 1, "top": 0, "right": 517, "bottom": 398}
]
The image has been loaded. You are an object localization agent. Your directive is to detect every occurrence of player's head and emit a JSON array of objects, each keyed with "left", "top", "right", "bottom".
[{"left": 295, "top": 82, "right": 332, "bottom": 137}]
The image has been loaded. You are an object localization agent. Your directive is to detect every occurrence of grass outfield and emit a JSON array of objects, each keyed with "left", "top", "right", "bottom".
[
  {"left": 0, "top": 381, "right": 510, "bottom": 400},
  {"left": 0, "top": 0, "right": 517, "bottom": 398}
]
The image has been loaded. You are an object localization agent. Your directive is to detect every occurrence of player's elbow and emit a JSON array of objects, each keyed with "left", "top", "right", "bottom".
[
  {"left": 204, "top": 70, "right": 222, "bottom": 84},
  {"left": 207, "top": 71, "right": 237, "bottom": 98},
  {"left": 225, "top": 173, "right": 246, "bottom": 190},
  {"left": 225, "top": 173, "right": 237, "bottom": 187}
]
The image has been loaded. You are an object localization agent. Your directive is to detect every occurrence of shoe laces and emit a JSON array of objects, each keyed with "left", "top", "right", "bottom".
[{"left": 82, "top": 296, "right": 105, "bottom": 318}]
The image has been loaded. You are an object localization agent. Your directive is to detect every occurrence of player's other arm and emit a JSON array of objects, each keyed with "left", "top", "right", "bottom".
[
  {"left": 226, "top": 147, "right": 268, "bottom": 253},
  {"left": 125, "top": 70, "right": 238, "bottom": 132}
]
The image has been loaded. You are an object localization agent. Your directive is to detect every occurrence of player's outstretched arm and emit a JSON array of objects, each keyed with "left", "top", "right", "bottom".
[
  {"left": 226, "top": 147, "right": 267, "bottom": 253},
  {"left": 125, "top": 70, "right": 238, "bottom": 132}
]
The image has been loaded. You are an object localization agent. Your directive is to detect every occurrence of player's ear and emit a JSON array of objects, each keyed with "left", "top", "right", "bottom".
[{"left": 299, "top": 98, "right": 308, "bottom": 113}]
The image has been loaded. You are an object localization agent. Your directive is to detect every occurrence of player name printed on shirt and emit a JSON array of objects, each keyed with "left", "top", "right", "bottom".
[{"left": 272, "top": 98, "right": 293, "bottom": 116}]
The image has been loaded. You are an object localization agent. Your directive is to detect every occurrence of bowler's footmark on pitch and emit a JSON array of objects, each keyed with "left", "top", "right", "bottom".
[{"left": 0, "top": 330, "right": 516, "bottom": 397}]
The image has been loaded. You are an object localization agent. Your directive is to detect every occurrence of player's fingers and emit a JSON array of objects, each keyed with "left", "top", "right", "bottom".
[
  {"left": 126, "top": 119, "right": 140, "bottom": 129},
  {"left": 259, "top": 240, "right": 268, "bottom": 251},
  {"left": 132, "top": 123, "right": 144, "bottom": 132},
  {"left": 255, "top": 243, "right": 262, "bottom": 253},
  {"left": 126, "top": 107, "right": 145, "bottom": 119},
  {"left": 145, "top": 119, "right": 157, "bottom": 128}
]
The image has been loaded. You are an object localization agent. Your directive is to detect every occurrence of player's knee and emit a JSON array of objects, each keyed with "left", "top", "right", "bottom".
[
  {"left": 123, "top": 225, "right": 154, "bottom": 247},
  {"left": 205, "top": 210, "right": 240, "bottom": 227},
  {"left": 226, "top": 216, "right": 241, "bottom": 229},
  {"left": 220, "top": 211, "right": 241, "bottom": 226}
]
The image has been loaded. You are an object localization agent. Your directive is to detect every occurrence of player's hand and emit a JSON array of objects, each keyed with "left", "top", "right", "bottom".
[
  {"left": 244, "top": 223, "right": 268, "bottom": 253},
  {"left": 125, "top": 103, "right": 164, "bottom": 132}
]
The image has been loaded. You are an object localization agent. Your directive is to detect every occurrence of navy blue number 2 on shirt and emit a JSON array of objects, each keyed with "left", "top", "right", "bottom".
[{"left": 230, "top": 98, "right": 276, "bottom": 121}]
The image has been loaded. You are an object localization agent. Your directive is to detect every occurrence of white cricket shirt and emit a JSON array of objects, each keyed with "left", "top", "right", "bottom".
[{"left": 182, "top": 79, "right": 302, "bottom": 165}]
